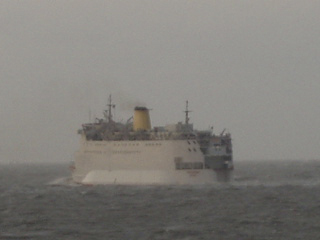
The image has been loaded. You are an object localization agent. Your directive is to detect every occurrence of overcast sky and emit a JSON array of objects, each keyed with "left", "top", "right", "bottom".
[{"left": 1, "top": 1, "right": 320, "bottom": 163}]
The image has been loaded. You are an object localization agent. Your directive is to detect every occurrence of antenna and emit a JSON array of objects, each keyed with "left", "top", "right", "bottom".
[
  {"left": 107, "top": 94, "right": 116, "bottom": 122},
  {"left": 184, "top": 100, "right": 192, "bottom": 125}
]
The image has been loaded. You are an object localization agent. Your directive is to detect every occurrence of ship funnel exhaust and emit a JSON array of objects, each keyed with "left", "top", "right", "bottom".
[{"left": 133, "top": 107, "right": 151, "bottom": 131}]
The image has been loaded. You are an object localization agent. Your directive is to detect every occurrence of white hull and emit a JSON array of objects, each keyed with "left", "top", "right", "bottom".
[
  {"left": 72, "top": 137, "right": 220, "bottom": 185},
  {"left": 81, "top": 170, "right": 216, "bottom": 185}
]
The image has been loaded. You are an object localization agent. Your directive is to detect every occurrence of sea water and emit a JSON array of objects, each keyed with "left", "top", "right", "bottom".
[{"left": 1, "top": 160, "right": 320, "bottom": 240}]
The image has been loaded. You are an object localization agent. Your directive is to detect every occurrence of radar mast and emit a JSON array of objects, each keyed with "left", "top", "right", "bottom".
[
  {"left": 184, "top": 100, "right": 192, "bottom": 125},
  {"left": 107, "top": 94, "right": 116, "bottom": 122}
]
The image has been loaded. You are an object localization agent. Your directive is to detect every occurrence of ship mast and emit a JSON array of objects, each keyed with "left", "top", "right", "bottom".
[
  {"left": 184, "top": 100, "right": 192, "bottom": 125},
  {"left": 107, "top": 94, "right": 115, "bottom": 122}
]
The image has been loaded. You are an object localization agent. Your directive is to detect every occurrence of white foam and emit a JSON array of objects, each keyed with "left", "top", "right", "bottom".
[{"left": 47, "top": 177, "right": 79, "bottom": 186}]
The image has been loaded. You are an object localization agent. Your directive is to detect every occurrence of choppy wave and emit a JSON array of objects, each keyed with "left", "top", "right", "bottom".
[{"left": 1, "top": 160, "right": 320, "bottom": 240}]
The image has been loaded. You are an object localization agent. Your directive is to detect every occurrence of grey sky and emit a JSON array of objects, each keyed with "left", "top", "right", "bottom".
[{"left": 1, "top": 1, "right": 320, "bottom": 163}]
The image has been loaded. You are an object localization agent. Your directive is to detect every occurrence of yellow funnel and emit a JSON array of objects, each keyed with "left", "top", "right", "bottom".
[{"left": 133, "top": 107, "right": 151, "bottom": 131}]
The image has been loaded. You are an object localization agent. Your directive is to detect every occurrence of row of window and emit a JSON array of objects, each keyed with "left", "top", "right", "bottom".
[
  {"left": 113, "top": 143, "right": 140, "bottom": 147},
  {"left": 175, "top": 162, "right": 204, "bottom": 170},
  {"left": 145, "top": 143, "right": 162, "bottom": 146},
  {"left": 85, "top": 143, "right": 108, "bottom": 147},
  {"left": 85, "top": 146, "right": 196, "bottom": 153},
  {"left": 86, "top": 140, "right": 198, "bottom": 147},
  {"left": 188, "top": 148, "right": 197, "bottom": 152},
  {"left": 112, "top": 150, "right": 141, "bottom": 154}
]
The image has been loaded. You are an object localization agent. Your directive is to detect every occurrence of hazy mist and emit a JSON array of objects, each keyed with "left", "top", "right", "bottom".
[{"left": 1, "top": 1, "right": 320, "bottom": 163}]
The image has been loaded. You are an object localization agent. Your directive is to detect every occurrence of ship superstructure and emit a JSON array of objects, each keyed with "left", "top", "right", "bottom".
[{"left": 72, "top": 95, "right": 233, "bottom": 185}]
